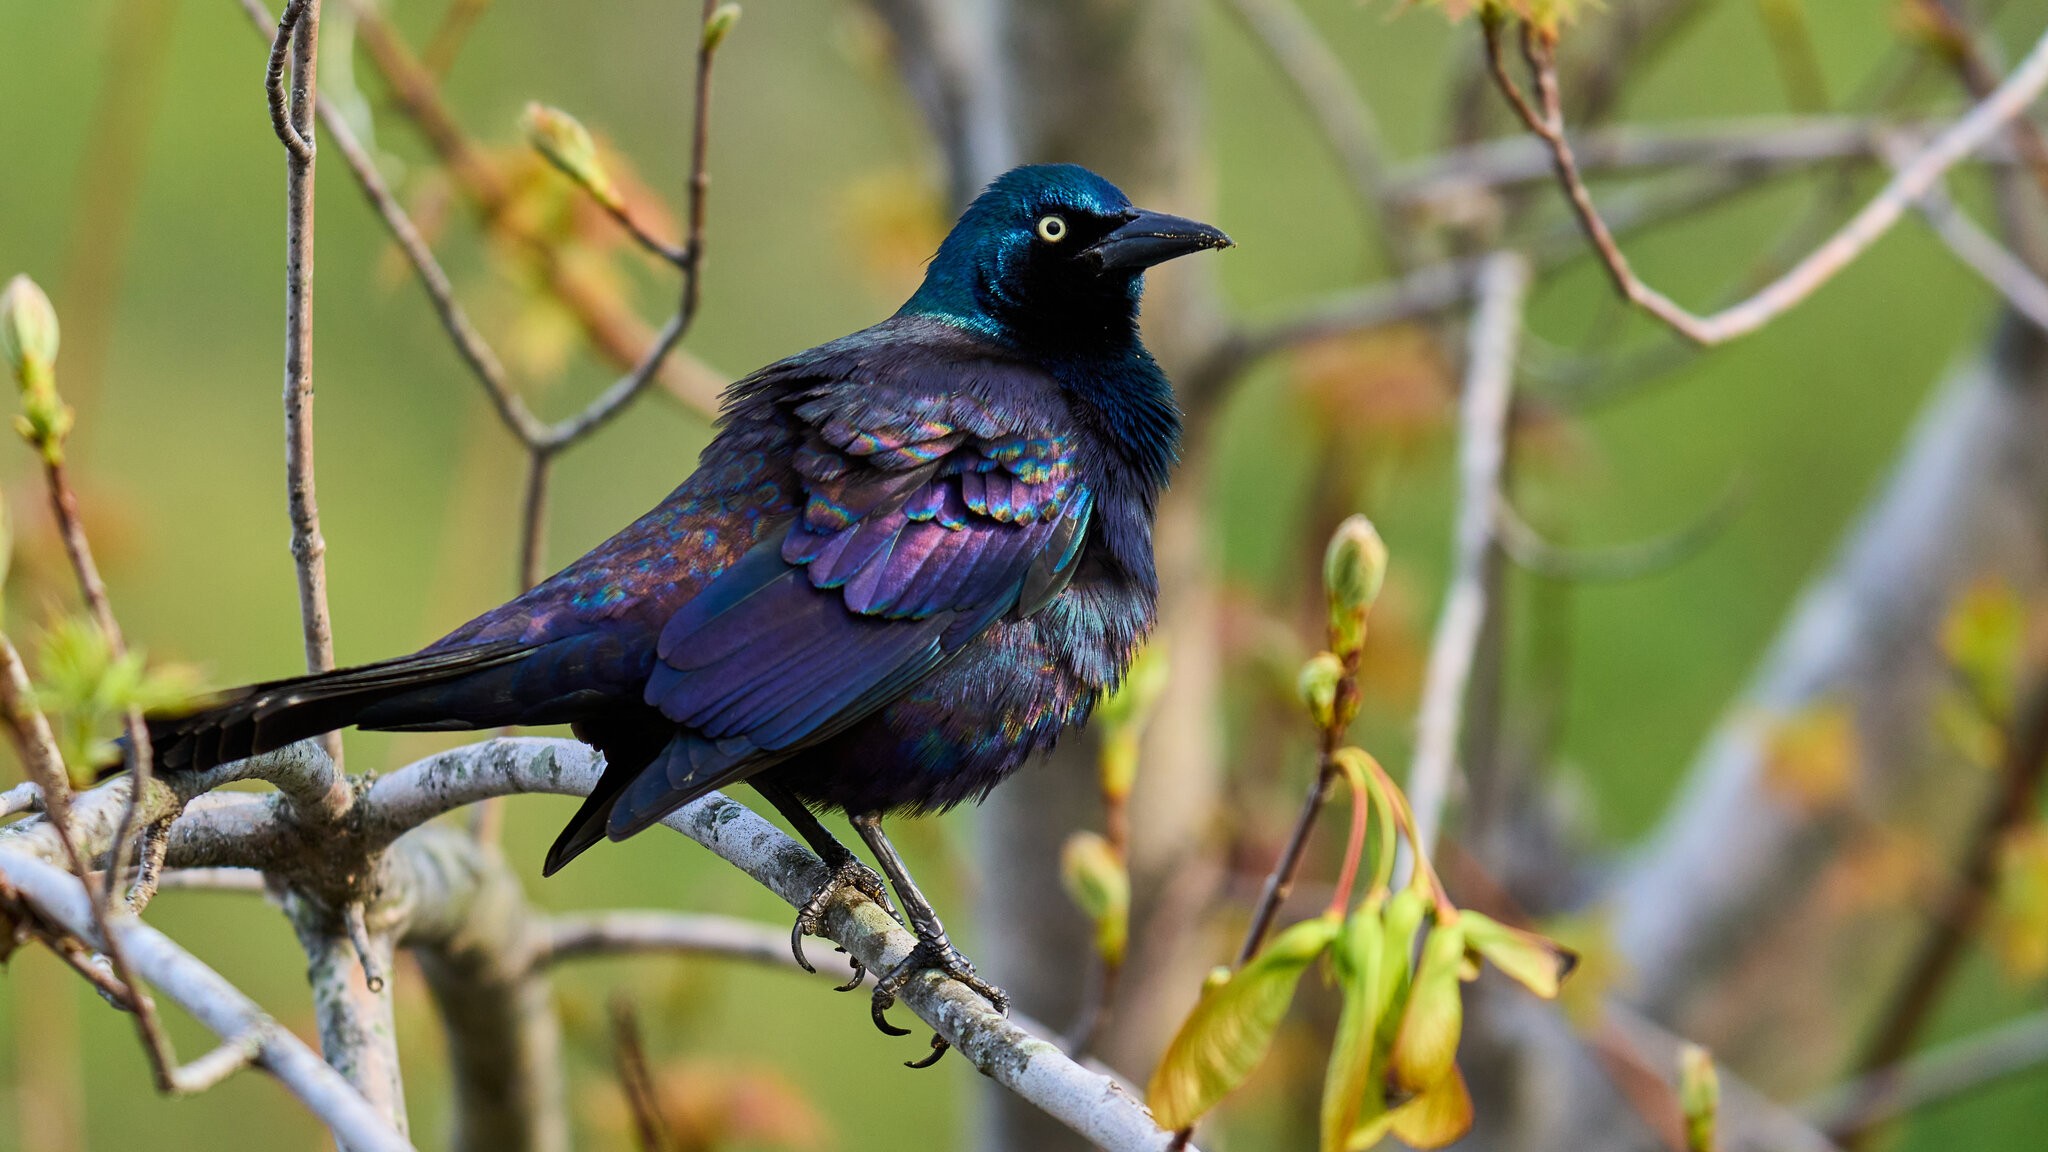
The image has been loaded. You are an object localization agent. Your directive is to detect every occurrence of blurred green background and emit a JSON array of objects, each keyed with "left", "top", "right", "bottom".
[{"left": 1, "top": 0, "right": 2042, "bottom": 1148}]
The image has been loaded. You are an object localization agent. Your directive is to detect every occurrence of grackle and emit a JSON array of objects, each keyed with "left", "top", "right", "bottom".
[{"left": 149, "top": 164, "right": 1229, "bottom": 1060}]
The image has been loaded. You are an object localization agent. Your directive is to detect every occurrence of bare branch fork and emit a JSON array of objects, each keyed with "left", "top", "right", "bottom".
[{"left": 1484, "top": 14, "right": 2048, "bottom": 346}]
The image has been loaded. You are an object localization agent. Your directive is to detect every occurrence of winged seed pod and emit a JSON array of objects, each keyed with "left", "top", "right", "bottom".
[
  {"left": 1321, "top": 900, "right": 1389, "bottom": 1152},
  {"left": 1147, "top": 914, "right": 1342, "bottom": 1130},
  {"left": 1376, "top": 887, "right": 1430, "bottom": 1040},
  {"left": 1323, "top": 515, "right": 1388, "bottom": 655},
  {"left": 1387, "top": 1066, "right": 1475, "bottom": 1150},
  {"left": 1389, "top": 918, "right": 1466, "bottom": 1094},
  {"left": 1060, "top": 831, "right": 1130, "bottom": 965},
  {"left": 1459, "top": 911, "right": 1578, "bottom": 999},
  {"left": 523, "top": 104, "right": 621, "bottom": 210}
]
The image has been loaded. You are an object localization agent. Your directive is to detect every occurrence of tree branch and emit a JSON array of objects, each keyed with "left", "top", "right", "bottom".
[
  {"left": 0, "top": 852, "right": 418, "bottom": 1152},
  {"left": 1409, "top": 251, "right": 1530, "bottom": 857}
]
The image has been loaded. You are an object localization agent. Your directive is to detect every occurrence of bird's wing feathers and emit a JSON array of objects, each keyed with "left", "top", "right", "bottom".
[{"left": 604, "top": 366, "right": 1091, "bottom": 840}]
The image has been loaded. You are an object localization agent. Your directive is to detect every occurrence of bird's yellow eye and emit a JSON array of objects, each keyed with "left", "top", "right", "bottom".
[{"left": 1036, "top": 214, "right": 1068, "bottom": 243}]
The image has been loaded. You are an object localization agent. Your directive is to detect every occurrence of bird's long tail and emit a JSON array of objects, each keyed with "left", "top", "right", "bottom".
[{"left": 148, "top": 640, "right": 547, "bottom": 774}]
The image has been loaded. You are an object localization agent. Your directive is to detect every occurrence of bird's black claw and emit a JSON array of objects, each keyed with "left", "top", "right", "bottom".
[
  {"left": 831, "top": 947, "right": 864, "bottom": 993},
  {"left": 869, "top": 934, "right": 1010, "bottom": 1063},
  {"left": 905, "top": 1033, "right": 950, "bottom": 1069},
  {"left": 791, "top": 856, "right": 896, "bottom": 980}
]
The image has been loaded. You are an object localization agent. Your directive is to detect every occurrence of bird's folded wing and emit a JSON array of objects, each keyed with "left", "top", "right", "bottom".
[{"left": 606, "top": 393, "right": 1090, "bottom": 838}]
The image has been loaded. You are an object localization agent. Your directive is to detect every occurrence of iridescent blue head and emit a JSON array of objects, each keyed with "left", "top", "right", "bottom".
[{"left": 901, "top": 164, "right": 1232, "bottom": 350}]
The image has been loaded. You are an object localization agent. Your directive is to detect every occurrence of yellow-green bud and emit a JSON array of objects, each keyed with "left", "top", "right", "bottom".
[
  {"left": 1324, "top": 514, "right": 1388, "bottom": 654},
  {"left": 523, "top": 103, "right": 619, "bottom": 209},
  {"left": 1060, "top": 831, "right": 1130, "bottom": 964},
  {"left": 0, "top": 275, "right": 59, "bottom": 379},
  {"left": 1297, "top": 652, "right": 1344, "bottom": 729},
  {"left": 1678, "top": 1044, "right": 1719, "bottom": 1152},
  {"left": 701, "top": 2, "right": 742, "bottom": 53}
]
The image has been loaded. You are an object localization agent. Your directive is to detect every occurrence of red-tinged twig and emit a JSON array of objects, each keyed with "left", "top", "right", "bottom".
[
  {"left": 348, "top": 2, "right": 725, "bottom": 416},
  {"left": 36, "top": 458, "right": 161, "bottom": 913},
  {"left": 1828, "top": 672, "right": 2048, "bottom": 1147},
  {"left": 1482, "top": 15, "right": 2048, "bottom": 347},
  {"left": 420, "top": 0, "right": 496, "bottom": 78},
  {"left": 1914, "top": 0, "right": 2048, "bottom": 211},
  {"left": 0, "top": 634, "right": 184, "bottom": 1093}
]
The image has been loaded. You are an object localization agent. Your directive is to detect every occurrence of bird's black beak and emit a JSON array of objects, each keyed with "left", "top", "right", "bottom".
[{"left": 1080, "top": 208, "right": 1233, "bottom": 273}]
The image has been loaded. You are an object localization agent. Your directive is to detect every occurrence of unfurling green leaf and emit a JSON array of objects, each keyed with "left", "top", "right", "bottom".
[
  {"left": 1147, "top": 915, "right": 1341, "bottom": 1130},
  {"left": 523, "top": 103, "right": 620, "bottom": 209},
  {"left": 1389, "top": 919, "right": 1466, "bottom": 1094},
  {"left": 702, "top": 2, "right": 742, "bottom": 53},
  {"left": 34, "top": 616, "right": 206, "bottom": 783},
  {"left": 1460, "top": 911, "right": 1577, "bottom": 999},
  {"left": 1679, "top": 1044, "right": 1720, "bottom": 1152},
  {"left": 1324, "top": 515, "right": 1388, "bottom": 655},
  {"left": 1060, "top": 831, "right": 1130, "bottom": 965},
  {"left": 1321, "top": 902, "right": 1389, "bottom": 1152},
  {"left": 1388, "top": 1065, "right": 1475, "bottom": 1149},
  {"left": 1299, "top": 652, "right": 1344, "bottom": 729}
]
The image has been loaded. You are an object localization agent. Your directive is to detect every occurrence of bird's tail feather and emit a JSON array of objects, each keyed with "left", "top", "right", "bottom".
[{"left": 149, "top": 641, "right": 538, "bottom": 774}]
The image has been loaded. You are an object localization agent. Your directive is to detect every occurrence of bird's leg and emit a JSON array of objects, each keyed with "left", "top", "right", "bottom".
[
  {"left": 750, "top": 779, "right": 896, "bottom": 988},
  {"left": 850, "top": 811, "right": 1009, "bottom": 1068}
]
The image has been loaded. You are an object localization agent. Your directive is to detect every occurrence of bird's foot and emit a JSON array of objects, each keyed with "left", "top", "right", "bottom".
[
  {"left": 871, "top": 934, "right": 1009, "bottom": 1068},
  {"left": 792, "top": 856, "right": 897, "bottom": 988}
]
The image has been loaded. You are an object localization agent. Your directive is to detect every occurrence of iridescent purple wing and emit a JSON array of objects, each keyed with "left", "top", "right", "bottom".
[{"left": 608, "top": 380, "right": 1090, "bottom": 837}]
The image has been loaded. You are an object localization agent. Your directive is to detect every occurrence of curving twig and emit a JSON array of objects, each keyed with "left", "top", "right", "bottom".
[{"left": 1483, "top": 16, "right": 2048, "bottom": 346}]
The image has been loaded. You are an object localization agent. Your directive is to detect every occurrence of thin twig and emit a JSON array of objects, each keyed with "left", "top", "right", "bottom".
[
  {"left": 1806, "top": 1007, "right": 2048, "bottom": 1134},
  {"left": 530, "top": 910, "right": 822, "bottom": 974},
  {"left": 1409, "top": 251, "right": 1529, "bottom": 859},
  {"left": 0, "top": 635, "right": 183, "bottom": 1094},
  {"left": 1914, "top": 180, "right": 2048, "bottom": 333},
  {"left": 517, "top": 450, "right": 552, "bottom": 592},
  {"left": 271, "top": 0, "right": 342, "bottom": 770},
  {"left": 1494, "top": 479, "right": 1746, "bottom": 583},
  {"left": 0, "top": 780, "right": 43, "bottom": 819},
  {"left": 1828, "top": 672, "right": 2048, "bottom": 1145},
  {"left": 37, "top": 458, "right": 159, "bottom": 911},
  {"left": 1484, "top": 15, "right": 2048, "bottom": 346},
  {"left": 1220, "top": 0, "right": 1409, "bottom": 266},
  {"left": 1386, "top": 116, "right": 2017, "bottom": 208},
  {"left": 609, "top": 998, "right": 674, "bottom": 1152},
  {"left": 265, "top": 0, "right": 314, "bottom": 161},
  {"left": 348, "top": 1, "right": 725, "bottom": 415}
]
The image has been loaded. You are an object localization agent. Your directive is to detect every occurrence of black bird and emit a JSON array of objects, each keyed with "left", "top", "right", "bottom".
[{"left": 150, "top": 164, "right": 1230, "bottom": 1053}]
